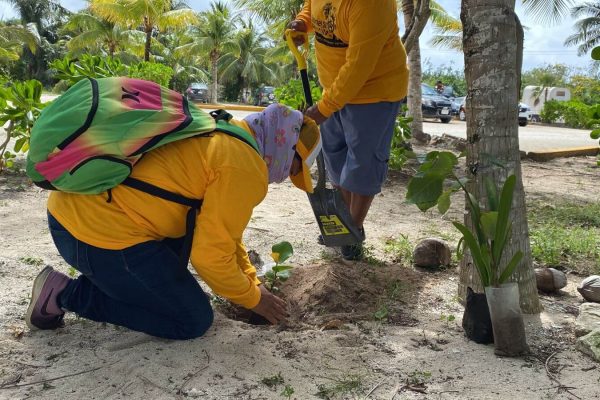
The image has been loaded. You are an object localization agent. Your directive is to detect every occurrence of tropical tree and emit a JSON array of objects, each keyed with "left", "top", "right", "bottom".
[
  {"left": 458, "top": 0, "right": 574, "bottom": 313},
  {"left": 429, "top": 3, "right": 462, "bottom": 50},
  {"left": 2, "top": 0, "right": 68, "bottom": 35},
  {"left": 234, "top": 0, "right": 303, "bottom": 32},
  {"left": 154, "top": 31, "right": 209, "bottom": 92},
  {"left": 176, "top": 1, "right": 236, "bottom": 103},
  {"left": 2, "top": 0, "right": 70, "bottom": 81},
  {"left": 0, "top": 23, "right": 39, "bottom": 64},
  {"left": 62, "top": 12, "right": 145, "bottom": 58},
  {"left": 565, "top": 2, "right": 600, "bottom": 56},
  {"left": 219, "top": 20, "right": 274, "bottom": 102},
  {"left": 90, "top": 0, "right": 198, "bottom": 62}
]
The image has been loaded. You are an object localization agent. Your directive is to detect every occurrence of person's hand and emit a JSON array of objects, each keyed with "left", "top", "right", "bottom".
[
  {"left": 284, "top": 20, "right": 307, "bottom": 46},
  {"left": 304, "top": 105, "right": 327, "bottom": 125},
  {"left": 251, "top": 285, "right": 288, "bottom": 325}
]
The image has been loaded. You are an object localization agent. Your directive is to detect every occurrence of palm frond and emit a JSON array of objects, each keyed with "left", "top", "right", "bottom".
[
  {"left": 522, "top": 0, "right": 576, "bottom": 25},
  {"left": 429, "top": 34, "right": 462, "bottom": 50}
]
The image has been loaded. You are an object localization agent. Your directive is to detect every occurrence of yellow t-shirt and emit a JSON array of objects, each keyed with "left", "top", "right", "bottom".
[
  {"left": 48, "top": 120, "right": 267, "bottom": 309},
  {"left": 297, "top": 0, "right": 409, "bottom": 117}
]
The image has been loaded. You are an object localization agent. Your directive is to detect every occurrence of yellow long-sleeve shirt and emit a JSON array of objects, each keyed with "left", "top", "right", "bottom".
[
  {"left": 296, "top": 0, "right": 409, "bottom": 117},
  {"left": 48, "top": 120, "right": 268, "bottom": 309}
]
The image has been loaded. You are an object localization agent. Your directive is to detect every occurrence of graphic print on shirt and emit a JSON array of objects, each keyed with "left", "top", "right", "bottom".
[{"left": 312, "top": 2, "right": 348, "bottom": 48}]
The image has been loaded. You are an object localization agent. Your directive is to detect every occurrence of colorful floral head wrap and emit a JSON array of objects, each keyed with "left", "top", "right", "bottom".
[{"left": 244, "top": 104, "right": 303, "bottom": 184}]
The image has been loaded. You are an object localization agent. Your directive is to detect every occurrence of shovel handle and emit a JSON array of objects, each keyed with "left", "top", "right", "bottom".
[
  {"left": 285, "top": 29, "right": 324, "bottom": 190},
  {"left": 285, "top": 30, "right": 313, "bottom": 106},
  {"left": 285, "top": 29, "right": 309, "bottom": 70}
]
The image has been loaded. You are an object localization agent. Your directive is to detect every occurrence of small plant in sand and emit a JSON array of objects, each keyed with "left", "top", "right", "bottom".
[
  {"left": 261, "top": 372, "right": 285, "bottom": 388},
  {"left": 281, "top": 384, "right": 295, "bottom": 399},
  {"left": 263, "top": 241, "right": 294, "bottom": 292},
  {"left": 19, "top": 257, "right": 44, "bottom": 267}
]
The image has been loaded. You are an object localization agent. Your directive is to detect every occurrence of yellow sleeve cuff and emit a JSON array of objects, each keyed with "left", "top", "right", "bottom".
[
  {"left": 240, "top": 284, "right": 261, "bottom": 309},
  {"left": 317, "top": 100, "right": 336, "bottom": 118}
]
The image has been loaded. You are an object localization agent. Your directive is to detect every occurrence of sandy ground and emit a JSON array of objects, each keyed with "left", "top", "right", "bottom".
[{"left": 1, "top": 149, "right": 600, "bottom": 399}]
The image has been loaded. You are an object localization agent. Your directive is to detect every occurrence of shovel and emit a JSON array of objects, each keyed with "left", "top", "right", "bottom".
[{"left": 285, "top": 30, "right": 363, "bottom": 247}]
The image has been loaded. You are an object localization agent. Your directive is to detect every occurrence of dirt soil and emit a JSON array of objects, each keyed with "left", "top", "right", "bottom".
[{"left": 1, "top": 148, "right": 600, "bottom": 400}]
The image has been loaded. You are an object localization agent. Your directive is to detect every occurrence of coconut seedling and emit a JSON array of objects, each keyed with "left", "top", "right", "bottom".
[{"left": 263, "top": 241, "right": 294, "bottom": 292}]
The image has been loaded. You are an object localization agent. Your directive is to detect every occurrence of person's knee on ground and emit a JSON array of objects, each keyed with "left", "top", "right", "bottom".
[{"left": 170, "top": 304, "right": 214, "bottom": 340}]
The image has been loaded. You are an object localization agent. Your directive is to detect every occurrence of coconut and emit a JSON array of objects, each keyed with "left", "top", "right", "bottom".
[
  {"left": 534, "top": 268, "right": 567, "bottom": 293},
  {"left": 578, "top": 275, "right": 600, "bottom": 303}
]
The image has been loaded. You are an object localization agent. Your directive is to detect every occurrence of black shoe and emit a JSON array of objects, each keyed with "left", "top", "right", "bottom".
[{"left": 341, "top": 242, "right": 364, "bottom": 261}]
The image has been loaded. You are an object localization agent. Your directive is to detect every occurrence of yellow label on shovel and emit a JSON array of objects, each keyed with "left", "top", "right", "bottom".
[{"left": 320, "top": 215, "right": 350, "bottom": 236}]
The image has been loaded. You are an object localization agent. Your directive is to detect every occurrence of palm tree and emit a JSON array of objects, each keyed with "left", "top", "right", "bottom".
[
  {"left": 62, "top": 12, "right": 145, "bottom": 58},
  {"left": 429, "top": 3, "right": 462, "bottom": 51},
  {"left": 564, "top": 2, "right": 600, "bottom": 56},
  {"left": 2, "top": 0, "right": 69, "bottom": 33},
  {"left": 234, "top": 0, "right": 303, "bottom": 32},
  {"left": 154, "top": 30, "right": 209, "bottom": 91},
  {"left": 458, "top": 0, "right": 575, "bottom": 313},
  {"left": 219, "top": 20, "right": 274, "bottom": 102},
  {"left": 90, "top": 0, "right": 198, "bottom": 62},
  {"left": 0, "top": 22, "right": 39, "bottom": 64},
  {"left": 2, "top": 0, "right": 69, "bottom": 80},
  {"left": 176, "top": 1, "right": 236, "bottom": 103}
]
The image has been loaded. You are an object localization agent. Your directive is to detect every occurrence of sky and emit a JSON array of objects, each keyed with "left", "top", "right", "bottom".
[{"left": 0, "top": 0, "right": 589, "bottom": 72}]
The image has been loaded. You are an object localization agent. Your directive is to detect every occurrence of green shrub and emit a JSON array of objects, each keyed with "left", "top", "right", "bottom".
[
  {"left": 128, "top": 62, "right": 174, "bottom": 87},
  {"left": 50, "top": 55, "right": 127, "bottom": 86},
  {"left": 541, "top": 100, "right": 599, "bottom": 128},
  {"left": 540, "top": 100, "right": 563, "bottom": 124},
  {"left": 389, "top": 114, "right": 412, "bottom": 170},
  {"left": 562, "top": 101, "right": 590, "bottom": 128},
  {"left": 274, "top": 79, "right": 322, "bottom": 110},
  {"left": 0, "top": 80, "right": 47, "bottom": 171}
]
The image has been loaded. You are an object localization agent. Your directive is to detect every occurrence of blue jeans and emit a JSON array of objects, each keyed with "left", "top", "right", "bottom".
[{"left": 48, "top": 212, "right": 213, "bottom": 340}]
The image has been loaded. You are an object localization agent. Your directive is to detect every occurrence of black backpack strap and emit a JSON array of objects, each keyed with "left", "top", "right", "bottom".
[{"left": 122, "top": 177, "right": 202, "bottom": 275}]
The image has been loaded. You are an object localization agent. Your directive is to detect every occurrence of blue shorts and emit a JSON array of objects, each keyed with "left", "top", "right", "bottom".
[{"left": 320, "top": 101, "right": 401, "bottom": 196}]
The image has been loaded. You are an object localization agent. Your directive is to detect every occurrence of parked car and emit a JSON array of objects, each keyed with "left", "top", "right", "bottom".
[
  {"left": 458, "top": 100, "right": 533, "bottom": 127},
  {"left": 255, "top": 86, "right": 276, "bottom": 106},
  {"left": 518, "top": 103, "right": 532, "bottom": 126},
  {"left": 451, "top": 96, "right": 466, "bottom": 117},
  {"left": 185, "top": 83, "right": 209, "bottom": 103},
  {"left": 421, "top": 84, "right": 453, "bottom": 123}
]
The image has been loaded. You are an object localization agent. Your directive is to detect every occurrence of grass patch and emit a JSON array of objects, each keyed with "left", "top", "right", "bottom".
[
  {"left": 316, "top": 374, "right": 364, "bottom": 399},
  {"left": 19, "top": 257, "right": 44, "bottom": 267},
  {"left": 384, "top": 235, "right": 413, "bottom": 265},
  {"left": 528, "top": 201, "right": 600, "bottom": 274},
  {"left": 261, "top": 372, "right": 285, "bottom": 388}
]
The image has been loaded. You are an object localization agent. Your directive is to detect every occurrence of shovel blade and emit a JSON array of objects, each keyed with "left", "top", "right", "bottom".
[{"left": 308, "top": 186, "right": 363, "bottom": 247}]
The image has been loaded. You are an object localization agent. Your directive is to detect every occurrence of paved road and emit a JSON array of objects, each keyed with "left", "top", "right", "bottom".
[
  {"left": 36, "top": 95, "right": 598, "bottom": 153},
  {"left": 228, "top": 109, "right": 597, "bottom": 153},
  {"left": 420, "top": 118, "right": 598, "bottom": 153}
]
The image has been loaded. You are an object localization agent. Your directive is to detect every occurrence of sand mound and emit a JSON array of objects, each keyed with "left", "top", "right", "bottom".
[{"left": 214, "top": 260, "right": 423, "bottom": 329}]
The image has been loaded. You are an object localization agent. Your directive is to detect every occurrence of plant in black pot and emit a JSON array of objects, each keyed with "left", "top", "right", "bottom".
[{"left": 406, "top": 151, "right": 529, "bottom": 356}]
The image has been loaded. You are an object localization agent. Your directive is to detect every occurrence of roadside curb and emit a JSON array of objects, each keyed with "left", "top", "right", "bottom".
[
  {"left": 194, "top": 103, "right": 266, "bottom": 112},
  {"left": 526, "top": 146, "right": 599, "bottom": 162}
]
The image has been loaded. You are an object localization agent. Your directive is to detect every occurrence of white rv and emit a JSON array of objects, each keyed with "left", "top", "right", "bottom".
[{"left": 522, "top": 86, "right": 571, "bottom": 119}]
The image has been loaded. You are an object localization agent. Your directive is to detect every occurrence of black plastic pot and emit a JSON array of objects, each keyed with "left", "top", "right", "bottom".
[{"left": 462, "top": 287, "right": 494, "bottom": 344}]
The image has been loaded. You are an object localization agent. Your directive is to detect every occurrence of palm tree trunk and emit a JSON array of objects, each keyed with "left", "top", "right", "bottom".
[
  {"left": 144, "top": 17, "right": 152, "bottom": 62},
  {"left": 402, "top": 0, "right": 428, "bottom": 143},
  {"left": 458, "top": 0, "right": 541, "bottom": 313},
  {"left": 211, "top": 53, "right": 219, "bottom": 103}
]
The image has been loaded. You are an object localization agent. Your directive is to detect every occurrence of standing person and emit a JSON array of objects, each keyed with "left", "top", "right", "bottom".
[
  {"left": 25, "top": 103, "right": 321, "bottom": 340},
  {"left": 287, "top": 0, "right": 409, "bottom": 261}
]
